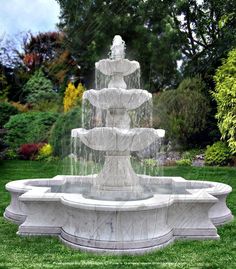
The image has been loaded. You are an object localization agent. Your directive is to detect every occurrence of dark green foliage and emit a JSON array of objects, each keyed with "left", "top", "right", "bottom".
[
  {"left": 0, "top": 102, "right": 19, "bottom": 128},
  {"left": 23, "top": 69, "right": 57, "bottom": 104},
  {"left": 154, "top": 77, "right": 210, "bottom": 147},
  {"left": 172, "top": 0, "right": 236, "bottom": 85},
  {"left": 50, "top": 106, "right": 82, "bottom": 157},
  {"left": 177, "top": 76, "right": 206, "bottom": 93},
  {"left": 205, "top": 141, "right": 232, "bottom": 166},
  {"left": 56, "top": 0, "right": 182, "bottom": 91},
  {"left": 4, "top": 112, "right": 58, "bottom": 149}
]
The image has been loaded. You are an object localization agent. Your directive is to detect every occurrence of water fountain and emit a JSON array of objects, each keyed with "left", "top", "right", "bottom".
[{"left": 4, "top": 35, "right": 233, "bottom": 254}]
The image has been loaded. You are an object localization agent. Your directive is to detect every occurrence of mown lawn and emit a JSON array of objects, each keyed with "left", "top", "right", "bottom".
[{"left": 0, "top": 160, "right": 235, "bottom": 269}]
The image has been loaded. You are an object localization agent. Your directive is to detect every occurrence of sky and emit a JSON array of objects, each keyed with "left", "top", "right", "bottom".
[{"left": 0, "top": 0, "right": 60, "bottom": 39}]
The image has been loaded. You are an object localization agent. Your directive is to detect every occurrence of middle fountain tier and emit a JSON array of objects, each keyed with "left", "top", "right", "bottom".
[{"left": 71, "top": 35, "right": 165, "bottom": 201}]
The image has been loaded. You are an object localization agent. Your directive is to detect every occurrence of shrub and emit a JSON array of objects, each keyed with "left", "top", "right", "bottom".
[
  {"left": 177, "top": 75, "right": 206, "bottom": 93},
  {"left": 50, "top": 106, "right": 82, "bottom": 157},
  {"left": 23, "top": 69, "right": 57, "bottom": 105},
  {"left": 205, "top": 141, "right": 231, "bottom": 166},
  {"left": 154, "top": 77, "right": 210, "bottom": 147},
  {"left": 143, "top": 159, "right": 157, "bottom": 168},
  {"left": 4, "top": 112, "right": 58, "bottom": 149},
  {"left": 37, "top": 143, "right": 53, "bottom": 160},
  {"left": 63, "top": 82, "right": 84, "bottom": 112},
  {"left": 213, "top": 49, "right": 236, "bottom": 153},
  {"left": 181, "top": 149, "right": 204, "bottom": 161},
  {"left": 0, "top": 102, "right": 19, "bottom": 128},
  {"left": 19, "top": 143, "right": 43, "bottom": 160},
  {"left": 176, "top": 158, "right": 192, "bottom": 166},
  {"left": 4, "top": 149, "right": 18, "bottom": 160}
]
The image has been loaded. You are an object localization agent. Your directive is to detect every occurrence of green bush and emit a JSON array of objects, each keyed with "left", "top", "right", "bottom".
[
  {"left": 4, "top": 112, "right": 58, "bottom": 149},
  {"left": 177, "top": 75, "right": 206, "bottom": 93},
  {"left": 4, "top": 149, "right": 18, "bottom": 160},
  {"left": 205, "top": 141, "right": 231, "bottom": 166},
  {"left": 23, "top": 69, "right": 57, "bottom": 105},
  {"left": 0, "top": 102, "right": 19, "bottom": 128},
  {"left": 154, "top": 77, "right": 210, "bottom": 147},
  {"left": 50, "top": 106, "right": 82, "bottom": 157},
  {"left": 176, "top": 158, "right": 192, "bottom": 166}
]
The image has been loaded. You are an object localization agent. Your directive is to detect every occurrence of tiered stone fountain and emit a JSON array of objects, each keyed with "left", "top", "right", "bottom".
[{"left": 4, "top": 35, "right": 233, "bottom": 254}]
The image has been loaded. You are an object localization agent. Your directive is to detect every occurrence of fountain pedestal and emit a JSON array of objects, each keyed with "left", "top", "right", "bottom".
[{"left": 88, "top": 154, "right": 152, "bottom": 200}]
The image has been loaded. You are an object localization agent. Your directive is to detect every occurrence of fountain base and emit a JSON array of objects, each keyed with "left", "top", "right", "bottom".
[{"left": 4, "top": 175, "right": 233, "bottom": 254}]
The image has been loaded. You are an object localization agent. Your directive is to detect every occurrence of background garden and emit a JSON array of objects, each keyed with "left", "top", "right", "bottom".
[{"left": 0, "top": 0, "right": 236, "bottom": 268}]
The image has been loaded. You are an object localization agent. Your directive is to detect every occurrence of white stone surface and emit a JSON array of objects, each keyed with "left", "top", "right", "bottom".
[
  {"left": 83, "top": 88, "right": 152, "bottom": 110},
  {"left": 95, "top": 59, "right": 140, "bottom": 77},
  {"left": 4, "top": 176, "right": 233, "bottom": 254},
  {"left": 71, "top": 127, "right": 165, "bottom": 151}
]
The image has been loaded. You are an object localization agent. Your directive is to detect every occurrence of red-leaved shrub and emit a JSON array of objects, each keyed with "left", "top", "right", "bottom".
[{"left": 19, "top": 143, "right": 44, "bottom": 160}]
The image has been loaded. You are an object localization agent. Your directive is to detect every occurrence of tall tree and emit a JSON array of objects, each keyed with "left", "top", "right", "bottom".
[
  {"left": 56, "top": 0, "right": 182, "bottom": 91},
  {"left": 170, "top": 0, "right": 236, "bottom": 84}
]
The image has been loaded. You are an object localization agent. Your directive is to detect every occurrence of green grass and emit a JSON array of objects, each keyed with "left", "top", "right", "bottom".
[{"left": 0, "top": 160, "right": 235, "bottom": 269}]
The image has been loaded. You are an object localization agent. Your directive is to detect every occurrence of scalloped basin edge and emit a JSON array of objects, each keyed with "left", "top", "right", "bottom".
[{"left": 4, "top": 175, "right": 233, "bottom": 254}]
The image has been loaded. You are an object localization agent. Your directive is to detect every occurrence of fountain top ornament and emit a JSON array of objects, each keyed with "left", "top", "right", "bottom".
[
  {"left": 4, "top": 35, "right": 233, "bottom": 254},
  {"left": 95, "top": 35, "right": 140, "bottom": 88},
  {"left": 110, "top": 35, "right": 126, "bottom": 59}
]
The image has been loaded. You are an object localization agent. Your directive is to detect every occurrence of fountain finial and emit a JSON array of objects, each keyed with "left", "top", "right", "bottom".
[{"left": 110, "top": 35, "right": 125, "bottom": 60}]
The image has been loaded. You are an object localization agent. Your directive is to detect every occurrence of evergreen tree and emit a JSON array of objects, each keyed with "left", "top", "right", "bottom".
[{"left": 23, "top": 69, "right": 57, "bottom": 104}]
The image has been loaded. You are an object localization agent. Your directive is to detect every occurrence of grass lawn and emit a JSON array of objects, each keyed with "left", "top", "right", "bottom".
[{"left": 0, "top": 160, "right": 235, "bottom": 269}]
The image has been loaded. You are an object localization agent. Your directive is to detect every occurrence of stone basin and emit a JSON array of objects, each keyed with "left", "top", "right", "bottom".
[
  {"left": 95, "top": 59, "right": 140, "bottom": 76},
  {"left": 4, "top": 175, "right": 233, "bottom": 254},
  {"left": 71, "top": 127, "right": 165, "bottom": 151},
  {"left": 83, "top": 88, "right": 152, "bottom": 110}
]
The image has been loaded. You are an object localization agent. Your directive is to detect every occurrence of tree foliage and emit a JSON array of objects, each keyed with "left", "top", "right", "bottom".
[
  {"left": 56, "top": 0, "right": 182, "bottom": 91},
  {"left": 56, "top": 0, "right": 236, "bottom": 92},
  {"left": 21, "top": 32, "right": 62, "bottom": 72},
  {"left": 213, "top": 48, "right": 236, "bottom": 153},
  {"left": 4, "top": 112, "right": 58, "bottom": 149},
  {"left": 154, "top": 77, "right": 210, "bottom": 147},
  {"left": 63, "top": 82, "right": 84, "bottom": 112},
  {"left": 171, "top": 0, "right": 236, "bottom": 83},
  {"left": 23, "top": 69, "right": 57, "bottom": 104},
  {"left": 0, "top": 102, "right": 19, "bottom": 128}
]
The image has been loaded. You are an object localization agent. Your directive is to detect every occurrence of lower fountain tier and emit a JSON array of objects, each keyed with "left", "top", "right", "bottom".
[
  {"left": 4, "top": 175, "right": 233, "bottom": 254},
  {"left": 71, "top": 127, "right": 165, "bottom": 151}
]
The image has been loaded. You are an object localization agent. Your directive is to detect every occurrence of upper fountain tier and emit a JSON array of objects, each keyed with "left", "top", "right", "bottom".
[{"left": 95, "top": 35, "right": 140, "bottom": 89}]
